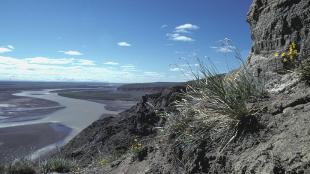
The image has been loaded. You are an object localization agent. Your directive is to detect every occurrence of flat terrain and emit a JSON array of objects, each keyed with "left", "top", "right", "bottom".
[
  {"left": 0, "top": 123, "right": 70, "bottom": 162},
  {"left": 0, "top": 81, "right": 175, "bottom": 163}
]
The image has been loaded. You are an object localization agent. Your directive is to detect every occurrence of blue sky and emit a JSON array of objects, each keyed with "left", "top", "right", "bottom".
[{"left": 0, "top": 0, "right": 252, "bottom": 82}]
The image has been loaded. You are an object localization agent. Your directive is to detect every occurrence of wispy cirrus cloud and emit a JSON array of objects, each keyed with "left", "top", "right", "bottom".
[
  {"left": 7, "top": 45, "right": 14, "bottom": 50},
  {"left": 24, "top": 57, "right": 95, "bottom": 66},
  {"left": 0, "top": 55, "right": 167, "bottom": 82},
  {"left": 104, "top": 61, "right": 119, "bottom": 65},
  {"left": 211, "top": 38, "right": 236, "bottom": 53},
  {"left": 169, "top": 67, "right": 182, "bottom": 72},
  {"left": 167, "top": 33, "right": 194, "bottom": 42},
  {"left": 175, "top": 23, "right": 199, "bottom": 33},
  {"left": 25, "top": 57, "right": 74, "bottom": 65},
  {"left": 117, "top": 42, "right": 131, "bottom": 47},
  {"left": 59, "top": 50, "right": 83, "bottom": 56},
  {"left": 161, "top": 24, "right": 168, "bottom": 29},
  {"left": 0, "top": 45, "right": 15, "bottom": 53},
  {"left": 167, "top": 23, "right": 199, "bottom": 42},
  {"left": 121, "top": 64, "right": 136, "bottom": 71},
  {"left": 75, "top": 59, "right": 96, "bottom": 66}
]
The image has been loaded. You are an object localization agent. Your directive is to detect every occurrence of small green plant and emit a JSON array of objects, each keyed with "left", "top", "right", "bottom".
[
  {"left": 187, "top": 59, "right": 264, "bottom": 122},
  {"left": 131, "top": 138, "right": 143, "bottom": 155},
  {"left": 0, "top": 164, "right": 6, "bottom": 174},
  {"left": 7, "top": 159, "right": 36, "bottom": 174},
  {"left": 40, "top": 157, "right": 76, "bottom": 174},
  {"left": 163, "top": 41, "right": 266, "bottom": 171},
  {"left": 131, "top": 138, "right": 147, "bottom": 161},
  {"left": 300, "top": 58, "right": 310, "bottom": 84},
  {"left": 274, "top": 42, "right": 300, "bottom": 71},
  {"left": 97, "top": 158, "right": 109, "bottom": 167}
]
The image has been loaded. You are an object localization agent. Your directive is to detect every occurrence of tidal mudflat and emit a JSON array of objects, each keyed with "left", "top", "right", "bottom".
[{"left": 0, "top": 88, "right": 121, "bottom": 162}]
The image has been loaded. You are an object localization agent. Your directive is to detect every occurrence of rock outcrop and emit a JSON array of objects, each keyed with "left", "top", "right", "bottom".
[
  {"left": 247, "top": 0, "right": 310, "bottom": 91},
  {"left": 56, "top": 1, "right": 310, "bottom": 173},
  {"left": 247, "top": 0, "right": 310, "bottom": 56},
  {"left": 58, "top": 85, "right": 185, "bottom": 167}
]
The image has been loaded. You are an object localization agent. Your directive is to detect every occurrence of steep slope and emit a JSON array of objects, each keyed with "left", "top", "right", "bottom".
[
  {"left": 247, "top": 0, "right": 310, "bottom": 88},
  {"left": 247, "top": 0, "right": 310, "bottom": 55},
  {"left": 57, "top": 0, "right": 310, "bottom": 173},
  {"left": 58, "top": 86, "right": 185, "bottom": 169}
]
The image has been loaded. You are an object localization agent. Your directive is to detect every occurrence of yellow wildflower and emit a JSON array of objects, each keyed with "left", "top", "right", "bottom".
[
  {"left": 275, "top": 52, "right": 279, "bottom": 57},
  {"left": 292, "top": 42, "right": 296, "bottom": 49},
  {"left": 281, "top": 52, "right": 286, "bottom": 57},
  {"left": 293, "top": 50, "right": 298, "bottom": 57}
]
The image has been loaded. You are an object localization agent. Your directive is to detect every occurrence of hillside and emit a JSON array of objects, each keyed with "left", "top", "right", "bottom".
[
  {"left": 54, "top": 0, "right": 310, "bottom": 173},
  {"left": 7, "top": 0, "right": 309, "bottom": 173}
]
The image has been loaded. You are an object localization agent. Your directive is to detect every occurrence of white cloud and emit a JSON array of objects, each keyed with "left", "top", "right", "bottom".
[
  {"left": 180, "top": 63, "right": 199, "bottom": 67},
  {"left": 104, "top": 61, "right": 119, "bottom": 65},
  {"left": 59, "top": 50, "right": 83, "bottom": 56},
  {"left": 170, "top": 67, "right": 181, "bottom": 72},
  {"left": 7, "top": 45, "right": 14, "bottom": 49},
  {"left": 117, "top": 42, "right": 131, "bottom": 47},
  {"left": 0, "top": 55, "right": 173, "bottom": 82},
  {"left": 175, "top": 23, "right": 199, "bottom": 33},
  {"left": 161, "top": 24, "right": 168, "bottom": 29},
  {"left": 167, "top": 33, "right": 194, "bottom": 42},
  {"left": 211, "top": 38, "right": 236, "bottom": 53},
  {"left": 25, "top": 57, "right": 74, "bottom": 65},
  {"left": 0, "top": 47, "right": 12, "bottom": 53},
  {"left": 24, "top": 57, "right": 96, "bottom": 66},
  {"left": 167, "top": 23, "right": 199, "bottom": 42},
  {"left": 76, "top": 59, "right": 96, "bottom": 66},
  {"left": 0, "top": 45, "right": 14, "bottom": 53},
  {"left": 121, "top": 64, "right": 136, "bottom": 71},
  {"left": 144, "top": 71, "right": 160, "bottom": 76}
]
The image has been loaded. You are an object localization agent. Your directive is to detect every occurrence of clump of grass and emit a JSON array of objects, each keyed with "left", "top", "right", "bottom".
[
  {"left": 163, "top": 45, "right": 266, "bottom": 172},
  {"left": 97, "top": 158, "right": 109, "bottom": 167},
  {"left": 7, "top": 159, "right": 36, "bottom": 174},
  {"left": 131, "top": 138, "right": 147, "bottom": 161},
  {"left": 0, "top": 164, "right": 6, "bottom": 173},
  {"left": 189, "top": 60, "right": 264, "bottom": 122},
  {"left": 40, "top": 157, "right": 76, "bottom": 174},
  {"left": 300, "top": 58, "right": 310, "bottom": 84}
]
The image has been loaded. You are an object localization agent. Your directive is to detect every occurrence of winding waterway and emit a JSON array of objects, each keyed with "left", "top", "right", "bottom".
[{"left": 0, "top": 89, "right": 118, "bottom": 159}]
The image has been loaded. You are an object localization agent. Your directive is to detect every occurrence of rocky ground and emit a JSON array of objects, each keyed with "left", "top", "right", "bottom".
[
  {"left": 51, "top": 0, "right": 310, "bottom": 173},
  {"left": 56, "top": 73, "right": 310, "bottom": 173}
]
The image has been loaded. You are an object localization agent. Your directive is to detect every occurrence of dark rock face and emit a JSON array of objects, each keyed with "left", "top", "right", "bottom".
[
  {"left": 247, "top": 0, "right": 310, "bottom": 56},
  {"left": 58, "top": 86, "right": 185, "bottom": 166}
]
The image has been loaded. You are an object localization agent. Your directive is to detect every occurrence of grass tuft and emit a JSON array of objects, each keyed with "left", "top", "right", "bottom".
[
  {"left": 300, "top": 58, "right": 310, "bottom": 84},
  {"left": 40, "top": 157, "right": 76, "bottom": 174},
  {"left": 7, "top": 159, "right": 36, "bottom": 174},
  {"left": 162, "top": 47, "right": 266, "bottom": 172}
]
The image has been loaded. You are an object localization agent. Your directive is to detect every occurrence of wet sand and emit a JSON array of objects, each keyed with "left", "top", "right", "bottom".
[
  {"left": 0, "top": 88, "right": 128, "bottom": 161},
  {"left": 0, "top": 123, "right": 71, "bottom": 162},
  {"left": 0, "top": 88, "right": 137, "bottom": 162}
]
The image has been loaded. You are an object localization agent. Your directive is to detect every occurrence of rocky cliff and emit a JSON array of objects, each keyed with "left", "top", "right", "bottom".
[
  {"left": 247, "top": 0, "right": 310, "bottom": 90},
  {"left": 247, "top": 0, "right": 310, "bottom": 56},
  {"left": 57, "top": 0, "right": 310, "bottom": 173}
]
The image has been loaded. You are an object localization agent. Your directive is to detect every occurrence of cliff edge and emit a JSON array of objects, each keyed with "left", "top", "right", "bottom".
[{"left": 58, "top": 0, "right": 310, "bottom": 173}]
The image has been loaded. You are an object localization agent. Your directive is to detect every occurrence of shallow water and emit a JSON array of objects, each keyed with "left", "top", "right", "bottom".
[{"left": 0, "top": 89, "right": 118, "bottom": 159}]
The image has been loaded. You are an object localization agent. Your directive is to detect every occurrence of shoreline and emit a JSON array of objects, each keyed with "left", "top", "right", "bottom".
[
  {"left": 0, "top": 88, "right": 136, "bottom": 162},
  {"left": 0, "top": 122, "right": 71, "bottom": 162}
]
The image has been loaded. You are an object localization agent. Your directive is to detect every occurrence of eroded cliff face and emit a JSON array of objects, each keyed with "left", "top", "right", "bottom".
[
  {"left": 246, "top": 0, "right": 310, "bottom": 92},
  {"left": 56, "top": 1, "right": 310, "bottom": 174},
  {"left": 247, "top": 0, "right": 310, "bottom": 56}
]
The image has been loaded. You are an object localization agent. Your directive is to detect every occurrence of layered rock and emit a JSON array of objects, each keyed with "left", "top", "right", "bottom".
[
  {"left": 246, "top": 0, "right": 310, "bottom": 92},
  {"left": 247, "top": 0, "right": 310, "bottom": 56}
]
